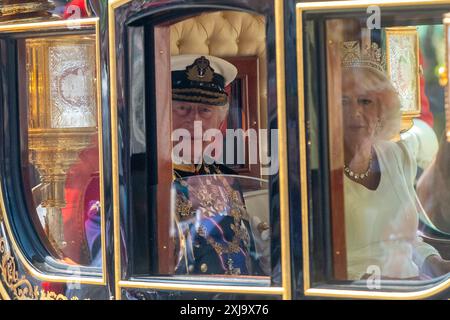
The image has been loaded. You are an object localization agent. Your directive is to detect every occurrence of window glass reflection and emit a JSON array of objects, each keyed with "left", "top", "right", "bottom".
[
  {"left": 167, "top": 54, "right": 272, "bottom": 277},
  {"left": 140, "top": 11, "right": 276, "bottom": 280},
  {"left": 326, "top": 21, "right": 450, "bottom": 281},
  {"left": 24, "top": 35, "right": 102, "bottom": 268}
]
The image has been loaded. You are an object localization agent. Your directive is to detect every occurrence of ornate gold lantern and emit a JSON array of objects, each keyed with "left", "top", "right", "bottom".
[
  {"left": 0, "top": 0, "right": 57, "bottom": 24},
  {"left": 26, "top": 35, "right": 98, "bottom": 251},
  {"left": 385, "top": 27, "right": 421, "bottom": 133}
]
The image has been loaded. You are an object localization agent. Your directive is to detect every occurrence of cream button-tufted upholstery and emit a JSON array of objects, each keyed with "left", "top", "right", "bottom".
[{"left": 170, "top": 11, "right": 267, "bottom": 128}]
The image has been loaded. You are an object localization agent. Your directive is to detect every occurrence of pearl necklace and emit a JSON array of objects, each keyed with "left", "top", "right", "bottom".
[{"left": 344, "top": 152, "right": 373, "bottom": 180}]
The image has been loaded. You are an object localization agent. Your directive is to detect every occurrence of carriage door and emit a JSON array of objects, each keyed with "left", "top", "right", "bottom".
[
  {"left": 108, "top": 0, "right": 292, "bottom": 300},
  {"left": 297, "top": 0, "right": 450, "bottom": 299},
  {"left": 0, "top": 5, "right": 109, "bottom": 300}
]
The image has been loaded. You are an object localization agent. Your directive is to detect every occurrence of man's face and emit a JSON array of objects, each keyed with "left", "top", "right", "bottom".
[{"left": 172, "top": 100, "right": 228, "bottom": 140}]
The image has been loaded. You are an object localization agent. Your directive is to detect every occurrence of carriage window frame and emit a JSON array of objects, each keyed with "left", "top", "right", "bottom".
[
  {"left": 108, "top": 0, "right": 291, "bottom": 299},
  {"left": 0, "top": 18, "right": 107, "bottom": 285},
  {"left": 297, "top": 0, "right": 450, "bottom": 299}
]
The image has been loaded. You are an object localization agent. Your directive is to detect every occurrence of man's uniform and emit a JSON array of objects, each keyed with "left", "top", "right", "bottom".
[{"left": 171, "top": 55, "right": 263, "bottom": 276}]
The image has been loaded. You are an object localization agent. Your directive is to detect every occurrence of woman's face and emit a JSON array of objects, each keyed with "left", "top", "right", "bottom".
[{"left": 342, "top": 75, "right": 380, "bottom": 145}]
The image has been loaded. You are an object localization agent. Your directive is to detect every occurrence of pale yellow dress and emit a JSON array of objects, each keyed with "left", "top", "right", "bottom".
[{"left": 344, "top": 139, "right": 440, "bottom": 280}]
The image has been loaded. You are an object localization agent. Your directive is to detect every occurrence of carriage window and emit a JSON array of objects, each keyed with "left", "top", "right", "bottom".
[
  {"left": 21, "top": 34, "right": 103, "bottom": 268},
  {"left": 304, "top": 9, "right": 450, "bottom": 287},
  {"left": 127, "top": 11, "right": 277, "bottom": 281}
]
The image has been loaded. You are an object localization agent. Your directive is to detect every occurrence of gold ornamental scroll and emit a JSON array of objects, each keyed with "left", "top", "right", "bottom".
[{"left": 26, "top": 35, "right": 98, "bottom": 252}]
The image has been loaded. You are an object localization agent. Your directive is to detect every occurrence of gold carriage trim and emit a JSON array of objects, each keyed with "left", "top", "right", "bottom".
[{"left": 0, "top": 236, "right": 79, "bottom": 300}]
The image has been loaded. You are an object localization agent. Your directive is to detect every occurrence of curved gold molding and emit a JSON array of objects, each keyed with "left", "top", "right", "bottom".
[
  {"left": 296, "top": 0, "right": 450, "bottom": 300},
  {"left": 0, "top": 17, "right": 98, "bottom": 33},
  {"left": 0, "top": 237, "right": 78, "bottom": 300}
]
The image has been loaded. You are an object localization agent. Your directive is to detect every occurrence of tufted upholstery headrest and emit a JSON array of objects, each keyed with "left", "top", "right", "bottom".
[{"left": 170, "top": 11, "right": 267, "bottom": 128}]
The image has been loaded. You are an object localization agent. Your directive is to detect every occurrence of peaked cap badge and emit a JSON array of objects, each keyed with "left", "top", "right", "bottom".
[{"left": 186, "top": 56, "right": 215, "bottom": 82}]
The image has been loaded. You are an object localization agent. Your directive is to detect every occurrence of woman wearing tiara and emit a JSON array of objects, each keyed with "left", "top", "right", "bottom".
[{"left": 340, "top": 41, "right": 450, "bottom": 280}]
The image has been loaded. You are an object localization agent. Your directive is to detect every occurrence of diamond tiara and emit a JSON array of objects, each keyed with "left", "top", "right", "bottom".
[{"left": 341, "top": 41, "right": 386, "bottom": 74}]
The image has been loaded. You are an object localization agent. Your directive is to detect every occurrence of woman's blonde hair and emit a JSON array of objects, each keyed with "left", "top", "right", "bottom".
[{"left": 342, "top": 67, "right": 402, "bottom": 140}]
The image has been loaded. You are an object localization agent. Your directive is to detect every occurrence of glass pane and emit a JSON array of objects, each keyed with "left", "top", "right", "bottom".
[
  {"left": 164, "top": 50, "right": 274, "bottom": 278},
  {"left": 23, "top": 34, "right": 102, "bottom": 268},
  {"left": 126, "top": 10, "right": 278, "bottom": 281},
  {"left": 163, "top": 12, "right": 275, "bottom": 279},
  {"left": 417, "top": 22, "right": 450, "bottom": 235},
  {"left": 304, "top": 7, "right": 450, "bottom": 287}
]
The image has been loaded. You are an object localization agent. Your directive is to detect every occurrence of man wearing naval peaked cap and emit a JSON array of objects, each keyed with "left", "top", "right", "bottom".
[{"left": 171, "top": 54, "right": 264, "bottom": 276}]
